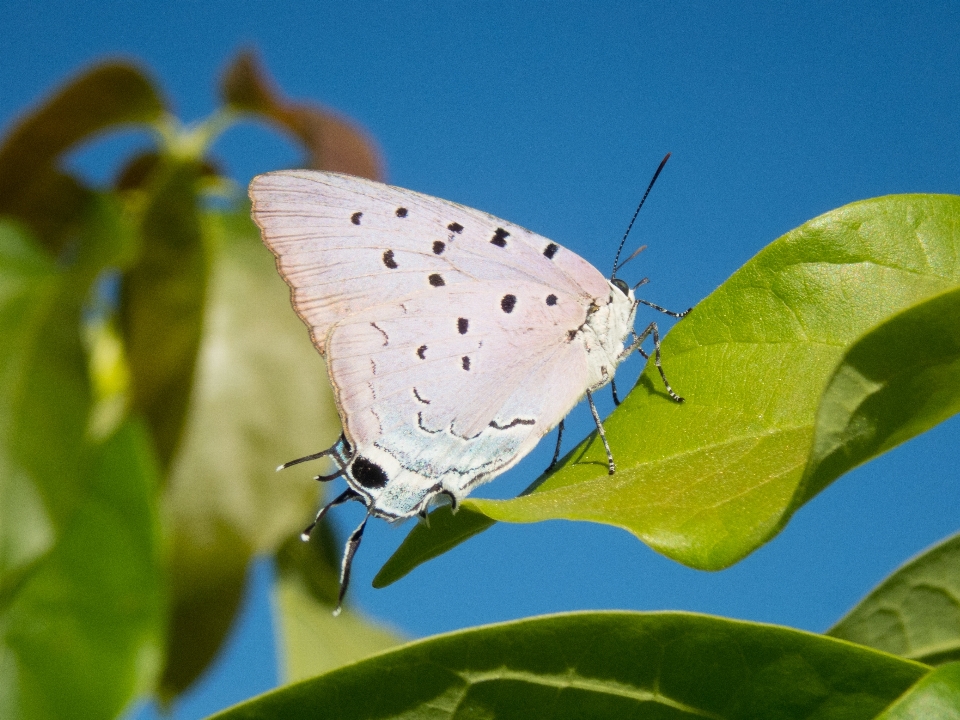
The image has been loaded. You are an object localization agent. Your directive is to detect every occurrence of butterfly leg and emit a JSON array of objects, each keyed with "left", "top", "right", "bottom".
[
  {"left": 277, "top": 433, "right": 349, "bottom": 471},
  {"left": 611, "top": 378, "right": 621, "bottom": 406},
  {"left": 300, "top": 487, "right": 362, "bottom": 541},
  {"left": 546, "top": 419, "right": 565, "bottom": 472},
  {"left": 621, "top": 322, "right": 684, "bottom": 403},
  {"left": 334, "top": 513, "right": 371, "bottom": 616},
  {"left": 586, "top": 391, "right": 615, "bottom": 475},
  {"left": 635, "top": 298, "right": 692, "bottom": 319}
]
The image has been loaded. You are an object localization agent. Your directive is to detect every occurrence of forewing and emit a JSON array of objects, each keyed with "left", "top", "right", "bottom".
[
  {"left": 326, "top": 282, "right": 592, "bottom": 498},
  {"left": 249, "top": 170, "right": 610, "bottom": 353}
]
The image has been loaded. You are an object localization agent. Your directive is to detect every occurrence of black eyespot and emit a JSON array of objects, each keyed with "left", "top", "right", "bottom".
[
  {"left": 396, "top": 207, "right": 408, "bottom": 218},
  {"left": 462, "top": 356, "right": 471, "bottom": 371},
  {"left": 458, "top": 317, "right": 469, "bottom": 334},
  {"left": 543, "top": 243, "right": 558, "bottom": 259},
  {"left": 351, "top": 455, "right": 388, "bottom": 489},
  {"left": 433, "top": 240, "right": 446, "bottom": 255},
  {"left": 612, "top": 278, "right": 630, "bottom": 295},
  {"left": 382, "top": 250, "right": 398, "bottom": 269},
  {"left": 448, "top": 222, "right": 464, "bottom": 233},
  {"left": 490, "top": 228, "right": 510, "bottom": 247},
  {"left": 546, "top": 294, "right": 558, "bottom": 306},
  {"left": 351, "top": 212, "right": 362, "bottom": 225},
  {"left": 429, "top": 273, "right": 445, "bottom": 287},
  {"left": 501, "top": 294, "right": 517, "bottom": 313},
  {"left": 417, "top": 345, "right": 427, "bottom": 359}
]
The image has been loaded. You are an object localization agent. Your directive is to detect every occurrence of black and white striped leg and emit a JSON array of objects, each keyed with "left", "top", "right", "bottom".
[
  {"left": 546, "top": 419, "right": 565, "bottom": 472},
  {"left": 277, "top": 433, "right": 351, "bottom": 474},
  {"left": 636, "top": 298, "right": 692, "bottom": 319},
  {"left": 334, "top": 513, "right": 371, "bottom": 616},
  {"left": 300, "top": 487, "right": 361, "bottom": 541},
  {"left": 621, "top": 322, "right": 684, "bottom": 403},
  {"left": 586, "top": 390, "right": 615, "bottom": 475},
  {"left": 611, "top": 378, "right": 621, "bottom": 406}
]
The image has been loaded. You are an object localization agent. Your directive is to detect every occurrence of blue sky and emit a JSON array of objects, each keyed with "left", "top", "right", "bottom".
[{"left": 3, "top": 1, "right": 959, "bottom": 717}]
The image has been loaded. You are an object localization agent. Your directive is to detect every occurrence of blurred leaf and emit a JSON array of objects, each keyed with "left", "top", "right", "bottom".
[
  {"left": 159, "top": 208, "right": 341, "bottom": 697},
  {"left": 221, "top": 50, "right": 383, "bottom": 180},
  {"left": 874, "top": 662, "right": 960, "bottom": 719},
  {"left": 0, "top": 221, "right": 58, "bottom": 595},
  {"left": 828, "top": 532, "right": 960, "bottom": 666},
  {"left": 379, "top": 194, "right": 960, "bottom": 585},
  {"left": 208, "top": 611, "right": 926, "bottom": 720},
  {"left": 1, "top": 420, "right": 164, "bottom": 720},
  {"left": 121, "top": 158, "right": 207, "bottom": 472},
  {"left": 114, "top": 151, "right": 222, "bottom": 192},
  {"left": 274, "top": 574, "right": 400, "bottom": 684},
  {"left": 274, "top": 522, "right": 400, "bottom": 682},
  {"left": 0, "top": 62, "right": 164, "bottom": 253}
]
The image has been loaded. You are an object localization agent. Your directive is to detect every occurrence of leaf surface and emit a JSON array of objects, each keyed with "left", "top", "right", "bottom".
[
  {"left": 208, "top": 612, "right": 927, "bottom": 720},
  {"left": 829, "top": 532, "right": 960, "bottom": 666}
]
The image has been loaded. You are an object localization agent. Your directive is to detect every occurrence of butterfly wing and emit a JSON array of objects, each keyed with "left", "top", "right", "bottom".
[
  {"left": 325, "top": 281, "right": 597, "bottom": 518},
  {"left": 249, "top": 170, "right": 611, "bottom": 353}
]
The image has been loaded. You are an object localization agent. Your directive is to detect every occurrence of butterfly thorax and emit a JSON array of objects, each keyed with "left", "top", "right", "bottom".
[{"left": 577, "top": 281, "right": 637, "bottom": 393}]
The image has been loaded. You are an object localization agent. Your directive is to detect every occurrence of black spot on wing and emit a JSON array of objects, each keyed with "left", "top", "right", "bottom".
[
  {"left": 543, "top": 243, "right": 558, "bottom": 259},
  {"left": 351, "top": 455, "right": 388, "bottom": 489},
  {"left": 417, "top": 345, "right": 427, "bottom": 359},
  {"left": 433, "top": 240, "right": 446, "bottom": 255},
  {"left": 546, "top": 294, "right": 558, "bottom": 306},
  {"left": 413, "top": 388, "right": 430, "bottom": 404},
  {"left": 458, "top": 317, "right": 469, "bottom": 334},
  {"left": 462, "top": 356, "right": 471, "bottom": 371},
  {"left": 491, "top": 228, "right": 510, "bottom": 247},
  {"left": 448, "top": 222, "right": 464, "bottom": 233},
  {"left": 351, "top": 212, "right": 362, "bottom": 225},
  {"left": 382, "top": 250, "right": 398, "bottom": 269},
  {"left": 429, "top": 273, "right": 445, "bottom": 287},
  {"left": 501, "top": 294, "right": 517, "bottom": 313},
  {"left": 489, "top": 417, "right": 536, "bottom": 430},
  {"left": 395, "top": 207, "right": 408, "bottom": 217}
]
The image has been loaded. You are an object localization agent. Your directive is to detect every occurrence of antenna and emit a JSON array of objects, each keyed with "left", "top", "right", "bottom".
[{"left": 610, "top": 152, "right": 671, "bottom": 280}]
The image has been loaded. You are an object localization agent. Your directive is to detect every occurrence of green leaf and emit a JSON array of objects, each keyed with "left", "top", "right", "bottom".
[
  {"left": 220, "top": 50, "right": 383, "bottom": 180},
  {"left": 121, "top": 158, "right": 208, "bottom": 473},
  {"left": 158, "top": 208, "right": 342, "bottom": 698},
  {"left": 0, "top": 419, "right": 164, "bottom": 720},
  {"left": 207, "top": 611, "right": 926, "bottom": 720},
  {"left": 874, "top": 662, "right": 960, "bottom": 719},
  {"left": 828, "top": 532, "right": 960, "bottom": 666},
  {"left": 798, "top": 285, "right": 960, "bottom": 507},
  {"left": 0, "top": 62, "right": 164, "bottom": 253},
  {"left": 379, "top": 194, "right": 960, "bottom": 585}
]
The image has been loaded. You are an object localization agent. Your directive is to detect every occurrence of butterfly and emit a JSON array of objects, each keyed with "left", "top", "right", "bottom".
[{"left": 249, "top": 155, "right": 688, "bottom": 613}]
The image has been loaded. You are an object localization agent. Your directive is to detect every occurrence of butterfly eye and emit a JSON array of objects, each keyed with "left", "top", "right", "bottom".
[{"left": 612, "top": 278, "right": 630, "bottom": 296}]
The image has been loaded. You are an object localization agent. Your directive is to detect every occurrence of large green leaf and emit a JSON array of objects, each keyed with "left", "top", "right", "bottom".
[
  {"left": 208, "top": 611, "right": 926, "bottom": 720},
  {"left": 159, "top": 208, "right": 342, "bottom": 698},
  {"left": 828, "top": 532, "right": 960, "bottom": 666},
  {"left": 377, "top": 194, "right": 960, "bottom": 586},
  {"left": 874, "top": 662, "right": 960, "bottom": 719},
  {"left": 0, "top": 62, "right": 164, "bottom": 254}
]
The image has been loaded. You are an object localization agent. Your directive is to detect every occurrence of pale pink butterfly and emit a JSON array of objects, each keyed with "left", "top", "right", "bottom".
[{"left": 249, "top": 154, "right": 688, "bottom": 613}]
